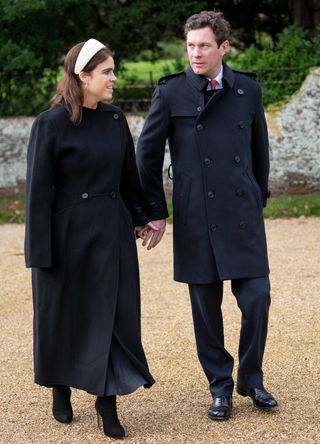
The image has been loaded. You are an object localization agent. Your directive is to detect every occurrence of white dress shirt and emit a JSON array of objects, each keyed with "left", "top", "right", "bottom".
[{"left": 206, "top": 65, "right": 224, "bottom": 90}]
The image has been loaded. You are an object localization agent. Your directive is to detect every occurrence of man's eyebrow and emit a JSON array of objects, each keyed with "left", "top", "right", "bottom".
[{"left": 187, "top": 41, "right": 212, "bottom": 45}]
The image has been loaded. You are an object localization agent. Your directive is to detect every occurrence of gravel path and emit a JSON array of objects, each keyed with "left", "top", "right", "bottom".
[{"left": 0, "top": 219, "right": 319, "bottom": 443}]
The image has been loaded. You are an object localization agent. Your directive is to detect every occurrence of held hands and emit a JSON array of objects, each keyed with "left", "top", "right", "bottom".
[{"left": 135, "top": 219, "right": 166, "bottom": 250}]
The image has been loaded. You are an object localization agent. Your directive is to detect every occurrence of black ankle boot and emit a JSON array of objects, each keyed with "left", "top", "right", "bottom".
[
  {"left": 52, "top": 385, "right": 73, "bottom": 424},
  {"left": 95, "top": 396, "right": 125, "bottom": 439}
]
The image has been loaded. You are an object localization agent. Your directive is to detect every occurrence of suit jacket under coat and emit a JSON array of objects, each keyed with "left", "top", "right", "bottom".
[{"left": 136, "top": 60, "right": 270, "bottom": 284}]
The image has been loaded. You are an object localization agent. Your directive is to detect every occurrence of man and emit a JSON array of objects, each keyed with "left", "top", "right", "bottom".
[{"left": 136, "top": 10, "right": 278, "bottom": 419}]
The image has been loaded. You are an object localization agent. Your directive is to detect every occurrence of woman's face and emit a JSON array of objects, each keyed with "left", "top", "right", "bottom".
[{"left": 82, "top": 57, "right": 117, "bottom": 107}]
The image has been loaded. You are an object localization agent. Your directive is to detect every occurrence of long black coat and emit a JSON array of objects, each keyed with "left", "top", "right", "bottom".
[
  {"left": 25, "top": 102, "right": 155, "bottom": 396},
  {"left": 136, "top": 60, "right": 270, "bottom": 284}
]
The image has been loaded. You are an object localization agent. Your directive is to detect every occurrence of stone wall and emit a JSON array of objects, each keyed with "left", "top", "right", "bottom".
[
  {"left": 0, "top": 114, "right": 173, "bottom": 199},
  {"left": 0, "top": 117, "right": 34, "bottom": 198},
  {"left": 1, "top": 67, "right": 319, "bottom": 198},
  {"left": 126, "top": 116, "right": 172, "bottom": 198},
  {"left": 266, "top": 66, "right": 320, "bottom": 195}
]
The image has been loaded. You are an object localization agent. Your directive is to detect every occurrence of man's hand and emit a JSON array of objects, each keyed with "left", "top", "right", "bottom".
[
  {"left": 135, "top": 221, "right": 158, "bottom": 237},
  {"left": 137, "top": 219, "right": 166, "bottom": 250}
]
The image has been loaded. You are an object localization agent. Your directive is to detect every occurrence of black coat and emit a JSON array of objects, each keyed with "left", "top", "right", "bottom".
[
  {"left": 136, "top": 60, "right": 270, "bottom": 284},
  {"left": 25, "top": 102, "right": 154, "bottom": 395}
]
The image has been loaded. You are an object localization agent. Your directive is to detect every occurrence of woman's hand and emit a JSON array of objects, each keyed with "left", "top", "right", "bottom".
[
  {"left": 135, "top": 219, "right": 166, "bottom": 250},
  {"left": 135, "top": 221, "right": 159, "bottom": 249}
]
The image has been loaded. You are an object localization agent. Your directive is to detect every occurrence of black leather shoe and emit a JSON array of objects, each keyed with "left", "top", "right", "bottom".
[
  {"left": 208, "top": 396, "right": 232, "bottom": 420},
  {"left": 52, "top": 385, "right": 73, "bottom": 424},
  {"left": 236, "top": 383, "right": 278, "bottom": 410}
]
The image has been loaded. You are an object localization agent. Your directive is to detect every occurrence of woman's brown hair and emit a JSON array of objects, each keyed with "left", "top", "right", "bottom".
[{"left": 51, "top": 42, "right": 115, "bottom": 125}]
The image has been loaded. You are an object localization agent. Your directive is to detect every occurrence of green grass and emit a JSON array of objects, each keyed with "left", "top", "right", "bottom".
[
  {"left": 263, "top": 194, "right": 320, "bottom": 218},
  {"left": 115, "top": 57, "right": 245, "bottom": 85},
  {"left": 55, "top": 59, "right": 190, "bottom": 86},
  {"left": 116, "top": 59, "right": 190, "bottom": 85},
  {"left": 1, "top": 195, "right": 320, "bottom": 224},
  {"left": 166, "top": 194, "right": 320, "bottom": 221},
  {"left": 0, "top": 198, "right": 25, "bottom": 224},
  {"left": 167, "top": 200, "right": 173, "bottom": 223}
]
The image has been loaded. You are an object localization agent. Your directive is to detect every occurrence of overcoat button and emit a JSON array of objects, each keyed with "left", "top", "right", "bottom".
[
  {"left": 235, "top": 155, "right": 241, "bottom": 163},
  {"left": 196, "top": 124, "right": 203, "bottom": 131},
  {"left": 207, "top": 191, "right": 215, "bottom": 198},
  {"left": 211, "top": 224, "right": 217, "bottom": 232},
  {"left": 240, "top": 222, "right": 246, "bottom": 228},
  {"left": 113, "top": 113, "right": 119, "bottom": 119},
  {"left": 237, "top": 89, "right": 244, "bottom": 95},
  {"left": 110, "top": 191, "right": 117, "bottom": 198},
  {"left": 204, "top": 158, "right": 211, "bottom": 165},
  {"left": 237, "top": 189, "right": 243, "bottom": 196},
  {"left": 197, "top": 106, "right": 202, "bottom": 112},
  {"left": 150, "top": 202, "right": 158, "bottom": 211},
  {"left": 239, "top": 121, "right": 244, "bottom": 128},
  {"left": 82, "top": 193, "right": 88, "bottom": 199}
]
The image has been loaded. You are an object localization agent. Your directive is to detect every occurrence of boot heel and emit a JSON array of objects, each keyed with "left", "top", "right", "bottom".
[
  {"left": 97, "top": 410, "right": 101, "bottom": 429},
  {"left": 95, "top": 396, "right": 125, "bottom": 439}
]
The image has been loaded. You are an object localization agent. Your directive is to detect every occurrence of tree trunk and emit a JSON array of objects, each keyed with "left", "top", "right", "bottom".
[{"left": 289, "top": 0, "right": 320, "bottom": 34}]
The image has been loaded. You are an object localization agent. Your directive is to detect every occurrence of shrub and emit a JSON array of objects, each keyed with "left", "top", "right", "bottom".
[{"left": 230, "top": 25, "right": 320, "bottom": 107}]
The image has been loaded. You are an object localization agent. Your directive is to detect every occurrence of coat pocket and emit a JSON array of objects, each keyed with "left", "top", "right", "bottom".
[
  {"left": 247, "top": 171, "right": 263, "bottom": 212},
  {"left": 177, "top": 174, "right": 191, "bottom": 224}
]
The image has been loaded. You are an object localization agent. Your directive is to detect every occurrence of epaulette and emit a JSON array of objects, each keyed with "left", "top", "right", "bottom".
[
  {"left": 157, "top": 71, "right": 184, "bottom": 85},
  {"left": 232, "top": 69, "right": 258, "bottom": 80}
]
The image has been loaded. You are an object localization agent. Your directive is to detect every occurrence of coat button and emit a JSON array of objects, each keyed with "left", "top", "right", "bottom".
[
  {"left": 197, "top": 106, "right": 202, "bottom": 112},
  {"left": 235, "top": 155, "right": 241, "bottom": 163},
  {"left": 237, "top": 189, "right": 243, "bottom": 196},
  {"left": 204, "top": 158, "right": 211, "bottom": 165},
  {"left": 237, "top": 89, "right": 244, "bottom": 95},
  {"left": 207, "top": 191, "right": 215, "bottom": 198},
  {"left": 196, "top": 124, "right": 203, "bottom": 131},
  {"left": 110, "top": 191, "right": 117, "bottom": 198},
  {"left": 113, "top": 113, "right": 119, "bottom": 119},
  {"left": 239, "top": 121, "right": 244, "bottom": 128},
  {"left": 82, "top": 193, "right": 88, "bottom": 199},
  {"left": 211, "top": 224, "right": 217, "bottom": 232},
  {"left": 240, "top": 222, "right": 246, "bottom": 228}
]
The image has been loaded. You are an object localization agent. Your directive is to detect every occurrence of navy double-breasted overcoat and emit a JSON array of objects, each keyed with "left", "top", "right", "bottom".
[
  {"left": 25, "top": 102, "right": 155, "bottom": 396},
  {"left": 136, "top": 60, "right": 270, "bottom": 284}
]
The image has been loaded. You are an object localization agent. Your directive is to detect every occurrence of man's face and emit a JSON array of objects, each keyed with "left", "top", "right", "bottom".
[{"left": 187, "top": 27, "right": 229, "bottom": 79}]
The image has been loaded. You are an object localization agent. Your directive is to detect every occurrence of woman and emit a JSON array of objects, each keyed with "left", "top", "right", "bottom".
[{"left": 25, "top": 39, "right": 156, "bottom": 439}]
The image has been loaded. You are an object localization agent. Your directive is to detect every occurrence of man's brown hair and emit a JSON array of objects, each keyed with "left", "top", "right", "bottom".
[{"left": 184, "top": 10, "right": 230, "bottom": 47}]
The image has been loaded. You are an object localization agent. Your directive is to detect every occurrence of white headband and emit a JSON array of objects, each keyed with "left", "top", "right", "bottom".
[{"left": 74, "top": 39, "right": 106, "bottom": 75}]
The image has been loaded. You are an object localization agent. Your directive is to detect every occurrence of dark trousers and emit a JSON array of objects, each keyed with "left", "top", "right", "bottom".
[{"left": 188, "top": 276, "right": 271, "bottom": 399}]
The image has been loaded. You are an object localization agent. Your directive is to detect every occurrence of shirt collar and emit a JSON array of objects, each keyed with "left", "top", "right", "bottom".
[
  {"left": 206, "top": 64, "right": 224, "bottom": 89},
  {"left": 185, "top": 59, "right": 234, "bottom": 90}
]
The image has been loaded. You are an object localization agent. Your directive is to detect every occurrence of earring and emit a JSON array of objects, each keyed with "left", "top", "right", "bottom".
[{"left": 84, "top": 82, "right": 88, "bottom": 90}]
